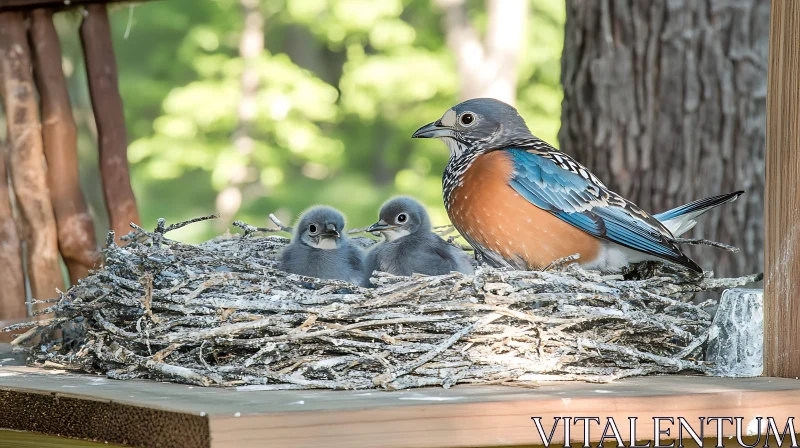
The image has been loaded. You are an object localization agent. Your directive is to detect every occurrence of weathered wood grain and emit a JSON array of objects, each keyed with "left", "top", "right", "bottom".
[
  {"left": 0, "top": 11, "right": 65, "bottom": 305},
  {"left": 80, "top": 4, "right": 140, "bottom": 243},
  {"left": 764, "top": 0, "right": 800, "bottom": 378},
  {"left": 0, "top": 141, "right": 27, "bottom": 337},
  {"left": 0, "top": 348, "right": 799, "bottom": 448},
  {"left": 560, "top": 0, "right": 769, "bottom": 278},
  {"left": 30, "top": 8, "right": 98, "bottom": 284}
]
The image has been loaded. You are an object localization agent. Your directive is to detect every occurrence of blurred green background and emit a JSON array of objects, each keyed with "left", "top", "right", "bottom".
[{"left": 54, "top": 0, "right": 564, "bottom": 243}]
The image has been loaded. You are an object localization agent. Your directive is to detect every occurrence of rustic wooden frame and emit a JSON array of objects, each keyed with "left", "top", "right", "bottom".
[
  {"left": 0, "top": 0, "right": 798, "bottom": 444},
  {"left": 0, "top": 2, "right": 141, "bottom": 318},
  {"left": 30, "top": 8, "right": 98, "bottom": 283},
  {"left": 0, "top": 11, "right": 65, "bottom": 309},
  {"left": 764, "top": 0, "right": 800, "bottom": 378},
  {"left": 80, "top": 3, "right": 141, "bottom": 240}
]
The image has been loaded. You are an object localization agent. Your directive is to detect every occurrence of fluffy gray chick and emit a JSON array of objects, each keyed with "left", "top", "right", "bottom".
[
  {"left": 280, "top": 206, "right": 366, "bottom": 286},
  {"left": 364, "top": 197, "right": 473, "bottom": 284}
]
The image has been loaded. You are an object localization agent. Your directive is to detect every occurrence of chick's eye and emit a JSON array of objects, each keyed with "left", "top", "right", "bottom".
[
  {"left": 459, "top": 113, "right": 475, "bottom": 126},
  {"left": 308, "top": 224, "right": 318, "bottom": 234},
  {"left": 397, "top": 213, "right": 408, "bottom": 223}
]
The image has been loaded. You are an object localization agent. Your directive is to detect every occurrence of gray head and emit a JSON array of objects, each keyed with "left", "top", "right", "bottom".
[
  {"left": 293, "top": 205, "right": 347, "bottom": 250},
  {"left": 367, "top": 196, "right": 431, "bottom": 242},
  {"left": 411, "top": 98, "right": 532, "bottom": 157}
]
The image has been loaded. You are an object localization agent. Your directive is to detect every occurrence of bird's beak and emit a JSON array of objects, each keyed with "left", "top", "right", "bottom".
[
  {"left": 367, "top": 220, "right": 397, "bottom": 233},
  {"left": 412, "top": 120, "right": 453, "bottom": 139},
  {"left": 322, "top": 223, "right": 340, "bottom": 238}
]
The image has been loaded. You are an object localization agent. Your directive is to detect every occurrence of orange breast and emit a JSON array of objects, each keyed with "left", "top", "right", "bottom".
[{"left": 448, "top": 151, "right": 600, "bottom": 270}]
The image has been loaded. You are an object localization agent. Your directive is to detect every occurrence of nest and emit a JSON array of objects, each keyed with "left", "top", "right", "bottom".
[{"left": 6, "top": 215, "right": 761, "bottom": 389}]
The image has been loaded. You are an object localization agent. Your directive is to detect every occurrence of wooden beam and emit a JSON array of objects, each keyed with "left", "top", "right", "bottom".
[
  {"left": 30, "top": 8, "right": 98, "bottom": 284},
  {"left": 0, "top": 0, "right": 158, "bottom": 12},
  {"left": 0, "top": 11, "right": 65, "bottom": 305},
  {"left": 80, "top": 4, "right": 140, "bottom": 242},
  {"left": 0, "top": 141, "right": 27, "bottom": 339},
  {"left": 765, "top": 0, "right": 800, "bottom": 378},
  {"left": 3, "top": 354, "right": 800, "bottom": 448}
]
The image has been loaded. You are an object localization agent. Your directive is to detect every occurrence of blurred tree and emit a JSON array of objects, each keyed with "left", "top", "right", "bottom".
[
  {"left": 217, "top": 0, "right": 265, "bottom": 224},
  {"left": 559, "top": 0, "right": 768, "bottom": 277},
  {"left": 434, "top": 0, "right": 528, "bottom": 105},
  {"left": 53, "top": 0, "right": 565, "bottom": 244}
]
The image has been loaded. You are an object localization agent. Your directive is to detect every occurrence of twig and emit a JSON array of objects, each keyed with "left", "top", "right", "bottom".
[
  {"left": 373, "top": 313, "right": 502, "bottom": 387},
  {"left": 3, "top": 215, "right": 759, "bottom": 390},
  {"left": 673, "top": 237, "right": 739, "bottom": 253},
  {"left": 268, "top": 213, "right": 292, "bottom": 233},
  {"left": 544, "top": 253, "right": 581, "bottom": 271},
  {"left": 165, "top": 214, "right": 219, "bottom": 233}
]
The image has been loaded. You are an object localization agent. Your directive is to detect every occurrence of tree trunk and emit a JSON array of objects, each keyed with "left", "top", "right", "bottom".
[
  {"left": 559, "top": 0, "right": 769, "bottom": 277},
  {"left": 435, "top": 0, "right": 528, "bottom": 105},
  {"left": 216, "top": 0, "right": 264, "bottom": 225}
]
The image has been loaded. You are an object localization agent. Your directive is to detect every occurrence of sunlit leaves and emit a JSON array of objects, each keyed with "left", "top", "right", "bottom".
[
  {"left": 91, "top": 0, "right": 567, "bottom": 243},
  {"left": 340, "top": 50, "right": 457, "bottom": 121}
]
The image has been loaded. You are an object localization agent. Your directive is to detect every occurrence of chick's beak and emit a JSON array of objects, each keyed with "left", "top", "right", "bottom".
[
  {"left": 412, "top": 120, "right": 453, "bottom": 139},
  {"left": 367, "top": 219, "right": 397, "bottom": 233},
  {"left": 322, "top": 223, "right": 340, "bottom": 238}
]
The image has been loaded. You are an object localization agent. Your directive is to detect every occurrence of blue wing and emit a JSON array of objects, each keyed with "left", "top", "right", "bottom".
[{"left": 505, "top": 148, "right": 701, "bottom": 271}]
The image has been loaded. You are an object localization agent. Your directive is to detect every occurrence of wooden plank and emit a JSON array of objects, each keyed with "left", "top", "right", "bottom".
[
  {"left": 80, "top": 3, "right": 140, "bottom": 243},
  {"left": 30, "top": 8, "right": 98, "bottom": 284},
  {"left": 764, "top": 0, "right": 800, "bottom": 377},
  {"left": 0, "top": 11, "right": 65, "bottom": 305},
  {"left": 0, "top": 141, "right": 27, "bottom": 340},
  {"left": 2, "top": 346, "right": 800, "bottom": 448},
  {"left": 0, "top": 0, "right": 158, "bottom": 12},
  {"left": 208, "top": 386, "right": 800, "bottom": 448}
]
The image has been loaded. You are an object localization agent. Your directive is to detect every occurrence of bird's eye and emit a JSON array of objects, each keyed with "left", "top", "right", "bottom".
[
  {"left": 459, "top": 113, "right": 475, "bottom": 126},
  {"left": 397, "top": 213, "right": 408, "bottom": 223},
  {"left": 308, "top": 224, "right": 318, "bottom": 234}
]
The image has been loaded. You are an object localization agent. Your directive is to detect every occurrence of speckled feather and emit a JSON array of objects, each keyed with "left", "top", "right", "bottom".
[
  {"left": 448, "top": 151, "right": 602, "bottom": 270},
  {"left": 423, "top": 98, "right": 702, "bottom": 273},
  {"left": 447, "top": 143, "right": 701, "bottom": 272}
]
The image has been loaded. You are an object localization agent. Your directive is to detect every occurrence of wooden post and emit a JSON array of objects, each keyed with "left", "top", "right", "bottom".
[
  {"left": 80, "top": 4, "right": 140, "bottom": 241},
  {"left": 0, "top": 140, "right": 27, "bottom": 333},
  {"left": 764, "top": 0, "right": 800, "bottom": 378},
  {"left": 0, "top": 11, "right": 65, "bottom": 305},
  {"left": 31, "top": 8, "right": 98, "bottom": 284}
]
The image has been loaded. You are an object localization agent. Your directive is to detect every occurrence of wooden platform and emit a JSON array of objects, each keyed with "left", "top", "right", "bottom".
[{"left": 1, "top": 345, "right": 799, "bottom": 447}]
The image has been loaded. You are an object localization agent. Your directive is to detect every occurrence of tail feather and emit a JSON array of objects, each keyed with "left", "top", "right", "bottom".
[{"left": 654, "top": 191, "right": 744, "bottom": 237}]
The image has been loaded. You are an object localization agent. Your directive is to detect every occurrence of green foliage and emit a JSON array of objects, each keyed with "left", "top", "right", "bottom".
[{"left": 62, "top": 0, "right": 565, "bottom": 243}]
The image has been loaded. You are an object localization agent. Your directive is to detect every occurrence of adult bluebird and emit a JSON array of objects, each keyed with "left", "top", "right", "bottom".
[
  {"left": 412, "top": 98, "right": 742, "bottom": 273},
  {"left": 364, "top": 197, "right": 473, "bottom": 283},
  {"left": 280, "top": 206, "right": 366, "bottom": 285}
]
